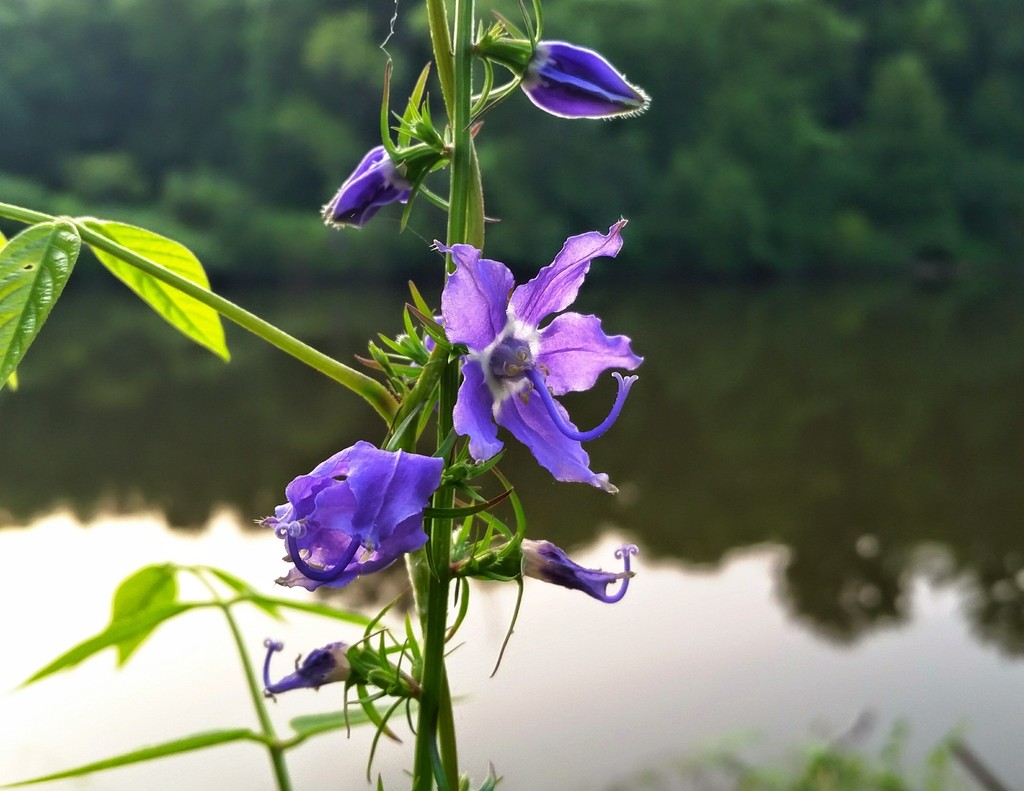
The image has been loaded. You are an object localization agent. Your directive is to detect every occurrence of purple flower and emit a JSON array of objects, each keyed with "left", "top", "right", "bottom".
[
  {"left": 262, "top": 639, "right": 350, "bottom": 696},
  {"left": 523, "top": 41, "right": 650, "bottom": 119},
  {"left": 522, "top": 540, "right": 638, "bottom": 603},
  {"left": 262, "top": 441, "right": 444, "bottom": 591},
  {"left": 321, "top": 145, "right": 412, "bottom": 228},
  {"left": 439, "top": 221, "right": 642, "bottom": 491}
]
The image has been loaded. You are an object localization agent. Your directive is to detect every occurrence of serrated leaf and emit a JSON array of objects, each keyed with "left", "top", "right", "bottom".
[
  {"left": 110, "top": 564, "right": 178, "bottom": 665},
  {"left": 84, "top": 220, "right": 229, "bottom": 360},
  {"left": 0, "top": 728, "right": 259, "bottom": 787},
  {"left": 22, "top": 602, "right": 202, "bottom": 687},
  {"left": 0, "top": 221, "right": 80, "bottom": 387}
]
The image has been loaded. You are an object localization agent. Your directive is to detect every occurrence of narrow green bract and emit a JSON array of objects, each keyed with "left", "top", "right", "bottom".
[
  {"left": 0, "top": 221, "right": 81, "bottom": 389},
  {"left": 84, "top": 219, "right": 230, "bottom": 361}
]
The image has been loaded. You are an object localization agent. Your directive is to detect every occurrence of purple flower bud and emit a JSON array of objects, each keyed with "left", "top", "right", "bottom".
[
  {"left": 262, "top": 639, "right": 350, "bottom": 696},
  {"left": 262, "top": 441, "right": 444, "bottom": 591},
  {"left": 321, "top": 145, "right": 412, "bottom": 229},
  {"left": 522, "top": 540, "right": 638, "bottom": 603},
  {"left": 523, "top": 42, "right": 650, "bottom": 119}
]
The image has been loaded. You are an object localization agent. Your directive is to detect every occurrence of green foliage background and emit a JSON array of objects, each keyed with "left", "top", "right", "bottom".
[{"left": 1, "top": 0, "right": 1023, "bottom": 280}]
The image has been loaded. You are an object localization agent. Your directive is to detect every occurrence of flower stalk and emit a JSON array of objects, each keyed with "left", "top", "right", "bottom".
[{"left": 411, "top": 0, "right": 479, "bottom": 786}]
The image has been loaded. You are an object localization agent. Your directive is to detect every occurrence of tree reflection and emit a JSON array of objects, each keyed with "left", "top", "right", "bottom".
[{"left": 3, "top": 281, "right": 1024, "bottom": 651}]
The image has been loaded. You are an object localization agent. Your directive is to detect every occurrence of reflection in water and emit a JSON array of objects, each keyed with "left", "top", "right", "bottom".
[
  {"left": 2, "top": 281, "right": 1024, "bottom": 652},
  {"left": 4, "top": 516, "right": 1024, "bottom": 788}
]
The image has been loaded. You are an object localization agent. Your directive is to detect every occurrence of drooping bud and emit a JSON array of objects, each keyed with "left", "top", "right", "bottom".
[
  {"left": 263, "top": 639, "right": 351, "bottom": 696},
  {"left": 321, "top": 146, "right": 412, "bottom": 229},
  {"left": 521, "top": 540, "right": 638, "bottom": 602}
]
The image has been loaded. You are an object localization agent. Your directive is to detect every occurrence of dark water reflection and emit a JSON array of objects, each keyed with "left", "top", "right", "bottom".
[{"left": 3, "top": 279, "right": 1024, "bottom": 653}]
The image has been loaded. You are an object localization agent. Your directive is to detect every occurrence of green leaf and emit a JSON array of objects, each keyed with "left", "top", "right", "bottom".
[
  {"left": 289, "top": 706, "right": 383, "bottom": 739},
  {"left": 202, "top": 566, "right": 281, "bottom": 619},
  {"left": 244, "top": 594, "right": 372, "bottom": 626},
  {"left": 22, "top": 602, "right": 204, "bottom": 687},
  {"left": 0, "top": 728, "right": 260, "bottom": 787},
  {"left": 110, "top": 564, "right": 178, "bottom": 665},
  {"left": 5, "top": 369, "right": 17, "bottom": 390},
  {"left": 83, "top": 219, "right": 229, "bottom": 360},
  {"left": 0, "top": 221, "right": 81, "bottom": 388}
]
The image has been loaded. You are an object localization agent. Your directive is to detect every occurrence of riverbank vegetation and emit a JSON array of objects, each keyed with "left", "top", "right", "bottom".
[{"left": 2, "top": 0, "right": 1022, "bottom": 281}]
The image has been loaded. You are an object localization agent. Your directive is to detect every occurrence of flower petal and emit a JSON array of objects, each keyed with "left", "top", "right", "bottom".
[
  {"left": 353, "top": 514, "right": 428, "bottom": 577},
  {"left": 454, "top": 359, "right": 504, "bottom": 462},
  {"left": 496, "top": 390, "right": 616, "bottom": 491},
  {"left": 537, "top": 312, "right": 642, "bottom": 395},
  {"left": 341, "top": 441, "right": 443, "bottom": 544},
  {"left": 281, "top": 447, "right": 356, "bottom": 521},
  {"left": 509, "top": 221, "right": 626, "bottom": 327},
  {"left": 440, "top": 243, "right": 515, "bottom": 351}
]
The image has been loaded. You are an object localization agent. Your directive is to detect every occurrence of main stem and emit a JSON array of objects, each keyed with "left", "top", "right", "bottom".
[
  {"left": 412, "top": 0, "right": 476, "bottom": 786},
  {"left": 193, "top": 571, "right": 292, "bottom": 791}
]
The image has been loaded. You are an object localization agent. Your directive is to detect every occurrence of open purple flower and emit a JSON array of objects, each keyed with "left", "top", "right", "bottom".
[
  {"left": 523, "top": 41, "right": 650, "bottom": 119},
  {"left": 439, "top": 221, "right": 642, "bottom": 491},
  {"left": 262, "top": 441, "right": 444, "bottom": 591},
  {"left": 262, "top": 639, "right": 350, "bottom": 696},
  {"left": 321, "top": 145, "right": 412, "bottom": 228},
  {"left": 522, "top": 540, "right": 638, "bottom": 603}
]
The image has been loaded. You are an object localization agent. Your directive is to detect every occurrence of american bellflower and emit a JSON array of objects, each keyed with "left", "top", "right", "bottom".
[
  {"left": 522, "top": 540, "right": 638, "bottom": 603},
  {"left": 262, "top": 441, "right": 444, "bottom": 591},
  {"left": 439, "top": 221, "right": 642, "bottom": 492},
  {"left": 321, "top": 145, "right": 412, "bottom": 228},
  {"left": 523, "top": 41, "right": 650, "bottom": 119},
  {"left": 262, "top": 639, "right": 350, "bottom": 696}
]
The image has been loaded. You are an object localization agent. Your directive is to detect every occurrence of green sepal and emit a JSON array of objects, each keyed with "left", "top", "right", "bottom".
[
  {"left": 0, "top": 728, "right": 261, "bottom": 788},
  {"left": 0, "top": 220, "right": 81, "bottom": 389},
  {"left": 475, "top": 30, "right": 534, "bottom": 74},
  {"left": 82, "top": 219, "right": 229, "bottom": 361},
  {"left": 423, "top": 488, "right": 511, "bottom": 519}
]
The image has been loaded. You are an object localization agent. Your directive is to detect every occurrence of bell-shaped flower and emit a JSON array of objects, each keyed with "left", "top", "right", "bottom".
[
  {"left": 262, "top": 639, "right": 350, "bottom": 696},
  {"left": 523, "top": 41, "right": 649, "bottom": 119},
  {"left": 522, "top": 540, "right": 638, "bottom": 603},
  {"left": 321, "top": 145, "right": 412, "bottom": 228},
  {"left": 439, "top": 221, "right": 642, "bottom": 492},
  {"left": 262, "top": 441, "right": 444, "bottom": 591}
]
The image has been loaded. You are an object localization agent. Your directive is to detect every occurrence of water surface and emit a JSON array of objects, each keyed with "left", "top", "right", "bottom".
[{"left": 2, "top": 280, "right": 1023, "bottom": 786}]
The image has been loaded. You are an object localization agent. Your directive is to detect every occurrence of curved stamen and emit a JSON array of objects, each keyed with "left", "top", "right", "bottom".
[
  {"left": 262, "top": 638, "right": 285, "bottom": 696},
  {"left": 526, "top": 369, "right": 638, "bottom": 442},
  {"left": 602, "top": 544, "right": 639, "bottom": 604},
  {"left": 286, "top": 532, "right": 361, "bottom": 583}
]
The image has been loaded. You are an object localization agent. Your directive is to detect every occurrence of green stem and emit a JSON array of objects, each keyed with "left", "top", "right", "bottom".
[
  {"left": 0, "top": 202, "right": 399, "bottom": 422},
  {"left": 425, "top": 0, "right": 455, "bottom": 117},
  {"left": 412, "top": 0, "right": 477, "bottom": 784},
  {"left": 412, "top": 363, "right": 460, "bottom": 791},
  {"left": 193, "top": 572, "right": 292, "bottom": 791}
]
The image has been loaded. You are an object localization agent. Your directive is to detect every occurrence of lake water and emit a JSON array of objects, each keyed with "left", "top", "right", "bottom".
[{"left": 2, "top": 280, "right": 1024, "bottom": 788}]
